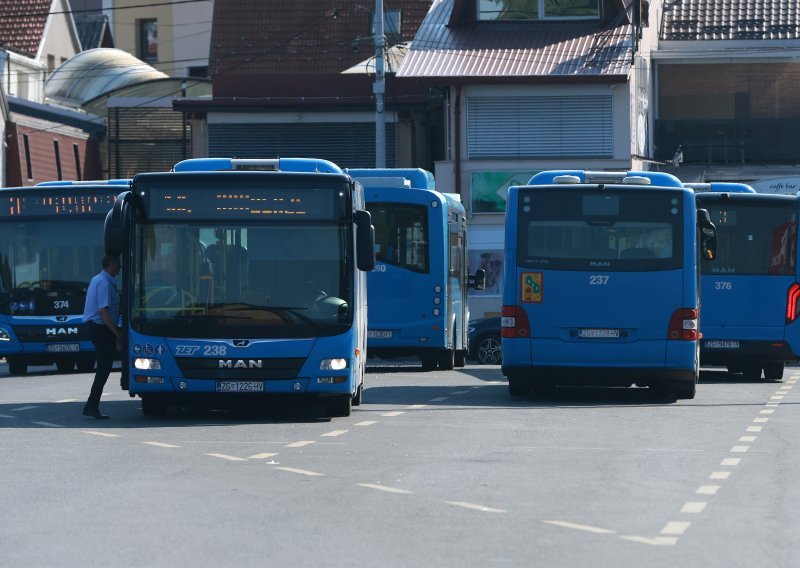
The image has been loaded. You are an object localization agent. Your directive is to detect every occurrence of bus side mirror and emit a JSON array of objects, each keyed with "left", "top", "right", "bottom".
[
  {"left": 697, "top": 208, "right": 717, "bottom": 261},
  {"left": 355, "top": 210, "right": 376, "bottom": 272},
  {"left": 104, "top": 191, "right": 133, "bottom": 257},
  {"left": 469, "top": 268, "right": 486, "bottom": 290}
]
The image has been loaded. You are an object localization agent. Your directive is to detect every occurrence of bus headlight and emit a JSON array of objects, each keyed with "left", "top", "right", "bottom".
[
  {"left": 0, "top": 328, "right": 11, "bottom": 341},
  {"left": 320, "top": 358, "right": 348, "bottom": 370},
  {"left": 134, "top": 358, "right": 161, "bottom": 370}
]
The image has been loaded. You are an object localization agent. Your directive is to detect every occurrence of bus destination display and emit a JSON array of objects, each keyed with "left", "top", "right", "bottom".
[
  {"left": 149, "top": 186, "right": 336, "bottom": 220},
  {"left": 0, "top": 193, "right": 117, "bottom": 217}
]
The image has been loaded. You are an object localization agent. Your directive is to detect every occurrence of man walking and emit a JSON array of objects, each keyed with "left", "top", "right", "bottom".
[{"left": 82, "top": 255, "right": 121, "bottom": 419}]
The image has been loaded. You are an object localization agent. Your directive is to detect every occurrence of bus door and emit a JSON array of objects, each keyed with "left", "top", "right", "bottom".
[
  {"left": 366, "top": 187, "right": 441, "bottom": 345},
  {"left": 510, "top": 187, "right": 691, "bottom": 368}
]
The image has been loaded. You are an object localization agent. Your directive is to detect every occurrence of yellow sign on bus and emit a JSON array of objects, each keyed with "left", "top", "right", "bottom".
[{"left": 521, "top": 272, "right": 542, "bottom": 303}]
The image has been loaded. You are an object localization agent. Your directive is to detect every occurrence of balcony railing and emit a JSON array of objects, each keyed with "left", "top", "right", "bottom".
[{"left": 655, "top": 119, "right": 800, "bottom": 165}]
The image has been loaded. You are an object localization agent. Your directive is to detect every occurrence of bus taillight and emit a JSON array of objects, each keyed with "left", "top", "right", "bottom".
[
  {"left": 501, "top": 306, "right": 531, "bottom": 338},
  {"left": 668, "top": 308, "right": 699, "bottom": 341},
  {"left": 786, "top": 283, "right": 800, "bottom": 324}
]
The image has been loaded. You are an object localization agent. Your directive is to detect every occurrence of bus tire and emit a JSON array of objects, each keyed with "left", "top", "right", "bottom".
[
  {"left": 764, "top": 362, "right": 784, "bottom": 382},
  {"left": 421, "top": 355, "right": 437, "bottom": 371},
  {"left": 7, "top": 358, "right": 27, "bottom": 376},
  {"left": 508, "top": 377, "right": 529, "bottom": 397},
  {"left": 675, "top": 381, "right": 696, "bottom": 400},
  {"left": 438, "top": 349, "right": 455, "bottom": 371},
  {"left": 742, "top": 364, "right": 762, "bottom": 381},
  {"left": 454, "top": 350, "right": 467, "bottom": 368},
  {"left": 141, "top": 396, "right": 168, "bottom": 417},
  {"left": 531, "top": 383, "right": 557, "bottom": 398},
  {"left": 353, "top": 384, "right": 363, "bottom": 406},
  {"left": 56, "top": 359, "right": 75, "bottom": 373},
  {"left": 327, "top": 395, "right": 352, "bottom": 418}
]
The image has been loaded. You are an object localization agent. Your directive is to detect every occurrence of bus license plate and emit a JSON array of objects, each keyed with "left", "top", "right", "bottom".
[
  {"left": 368, "top": 330, "right": 393, "bottom": 339},
  {"left": 704, "top": 340, "right": 740, "bottom": 349},
  {"left": 216, "top": 381, "right": 265, "bottom": 393},
  {"left": 578, "top": 329, "right": 620, "bottom": 339},
  {"left": 45, "top": 343, "right": 79, "bottom": 353}
]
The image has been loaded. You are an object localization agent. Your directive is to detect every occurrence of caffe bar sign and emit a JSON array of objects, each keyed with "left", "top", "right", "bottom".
[{"left": 750, "top": 177, "right": 800, "bottom": 195}]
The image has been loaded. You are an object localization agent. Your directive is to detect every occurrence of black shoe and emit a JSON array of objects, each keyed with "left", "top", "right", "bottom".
[{"left": 82, "top": 407, "right": 109, "bottom": 419}]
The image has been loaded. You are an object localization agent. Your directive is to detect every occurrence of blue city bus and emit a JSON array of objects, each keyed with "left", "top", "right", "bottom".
[
  {"left": 0, "top": 181, "right": 126, "bottom": 375},
  {"left": 104, "top": 158, "right": 375, "bottom": 417},
  {"left": 694, "top": 182, "right": 800, "bottom": 381},
  {"left": 347, "top": 168, "right": 485, "bottom": 370},
  {"left": 501, "top": 170, "right": 716, "bottom": 399}
]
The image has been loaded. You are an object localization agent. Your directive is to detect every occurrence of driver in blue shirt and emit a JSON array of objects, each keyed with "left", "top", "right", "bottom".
[{"left": 81, "top": 255, "right": 121, "bottom": 419}]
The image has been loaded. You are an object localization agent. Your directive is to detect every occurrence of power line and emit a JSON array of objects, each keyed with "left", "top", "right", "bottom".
[{"left": 0, "top": 0, "right": 212, "bottom": 19}]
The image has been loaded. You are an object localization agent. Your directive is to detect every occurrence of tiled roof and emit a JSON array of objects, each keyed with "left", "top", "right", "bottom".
[
  {"left": 661, "top": 0, "right": 800, "bottom": 40},
  {"left": 210, "top": 0, "right": 432, "bottom": 78},
  {"left": 398, "top": 0, "right": 633, "bottom": 80},
  {"left": 0, "top": 0, "right": 52, "bottom": 56},
  {"left": 74, "top": 14, "right": 110, "bottom": 51}
]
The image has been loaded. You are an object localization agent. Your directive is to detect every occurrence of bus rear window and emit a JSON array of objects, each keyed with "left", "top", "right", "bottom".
[
  {"left": 517, "top": 189, "right": 684, "bottom": 271},
  {"left": 702, "top": 204, "right": 797, "bottom": 276},
  {"left": 368, "top": 203, "right": 429, "bottom": 273}
]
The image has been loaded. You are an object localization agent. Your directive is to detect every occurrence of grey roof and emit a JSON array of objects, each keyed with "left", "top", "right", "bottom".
[
  {"left": 661, "top": 0, "right": 800, "bottom": 40},
  {"left": 397, "top": 0, "right": 633, "bottom": 81},
  {"left": 73, "top": 14, "right": 110, "bottom": 50}
]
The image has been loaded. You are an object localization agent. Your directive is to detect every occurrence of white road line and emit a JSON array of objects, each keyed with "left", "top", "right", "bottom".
[
  {"left": 32, "top": 421, "right": 64, "bottom": 428},
  {"left": 274, "top": 466, "right": 324, "bottom": 477},
  {"left": 620, "top": 536, "right": 679, "bottom": 546},
  {"left": 285, "top": 440, "right": 315, "bottom": 448},
  {"left": 10, "top": 406, "right": 39, "bottom": 412},
  {"left": 382, "top": 411, "right": 405, "bottom": 417},
  {"left": 760, "top": 409, "right": 775, "bottom": 415},
  {"left": 731, "top": 445, "right": 750, "bottom": 453},
  {"left": 321, "top": 430, "right": 348, "bottom": 437},
  {"left": 248, "top": 452, "right": 279, "bottom": 459},
  {"left": 739, "top": 436, "right": 757, "bottom": 442},
  {"left": 54, "top": 399, "right": 78, "bottom": 403},
  {"left": 747, "top": 426, "right": 763, "bottom": 433},
  {"left": 0, "top": 414, "right": 15, "bottom": 419},
  {"left": 778, "top": 385, "right": 792, "bottom": 390},
  {"left": 406, "top": 404, "right": 427, "bottom": 409},
  {"left": 429, "top": 397, "right": 449, "bottom": 402},
  {"left": 206, "top": 453, "right": 247, "bottom": 462},
  {"left": 543, "top": 520, "right": 613, "bottom": 534},
  {"left": 357, "top": 483, "right": 413, "bottom": 494},
  {"left": 660, "top": 522, "right": 691, "bottom": 536},
  {"left": 680, "top": 502, "right": 708, "bottom": 514},
  {"left": 770, "top": 395, "right": 785, "bottom": 400},
  {"left": 450, "top": 391, "right": 469, "bottom": 395},
  {"left": 448, "top": 501, "right": 507, "bottom": 514},
  {"left": 721, "top": 458, "right": 741, "bottom": 466},
  {"left": 84, "top": 431, "right": 119, "bottom": 438},
  {"left": 355, "top": 420, "right": 377, "bottom": 426},
  {"left": 753, "top": 417, "right": 770, "bottom": 423},
  {"left": 696, "top": 485, "right": 721, "bottom": 495},
  {"left": 765, "top": 403, "right": 780, "bottom": 407},
  {"left": 143, "top": 442, "right": 180, "bottom": 448},
  {"left": 709, "top": 471, "right": 731, "bottom": 480}
]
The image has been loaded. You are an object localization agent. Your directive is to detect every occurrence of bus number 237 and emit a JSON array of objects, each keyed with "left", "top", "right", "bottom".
[{"left": 589, "top": 275, "right": 609, "bottom": 285}]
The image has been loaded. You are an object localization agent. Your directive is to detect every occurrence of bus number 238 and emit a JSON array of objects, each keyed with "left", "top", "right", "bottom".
[{"left": 589, "top": 275, "right": 609, "bottom": 285}]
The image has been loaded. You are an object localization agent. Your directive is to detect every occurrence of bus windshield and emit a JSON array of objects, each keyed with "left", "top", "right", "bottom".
[
  {"left": 0, "top": 219, "right": 105, "bottom": 315},
  {"left": 132, "top": 222, "right": 354, "bottom": 339},
  {"left": 517, "top": 189, "right": 684, "bottom": 271},
  {"left": 369, "top": 202, "right": 429, "bottom": 273},
  {"left": 702, "top": 203, "right": 797, "bottom": 276}
]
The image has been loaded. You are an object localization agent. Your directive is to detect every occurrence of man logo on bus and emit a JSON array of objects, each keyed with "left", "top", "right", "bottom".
[{"left": 521, "top": 272, "right": 543, "bottom": 303}]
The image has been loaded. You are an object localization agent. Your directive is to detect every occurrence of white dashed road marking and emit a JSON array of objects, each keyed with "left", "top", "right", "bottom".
[
  {"left": 660, "top": 522, "right": 691, "bottom": 536},
  {"left": 248, "top": 452, "right": 279, "bottom": 459},
  {"left": 620, "top": 536, "right": 678, "bottom": 546},
  {"left": 382, "top": 411, "right": 405, "bottom": 417},
  {"left": 32, "top": 421, "right": 64, "bottom": 428},
  {"left": 406, "top": 404, "right": 427, "bottom": 409},
  {"left": 0, "top": 414, "right": 15, "bottom": 419},
  {"left": 274, "top": 467, "right": 325, "bottom": 477},
  {"left": 84, "top": 431, "right": 119, "bottom": 438},
  {"left": 285, "top": 440, "right": 315, "bottom": 448},
  {"left": 54, "top": 399, "right": 78, "bottom": 403},
  {"left": 357, "top": 483, "right": 413, "bottom": 494},
  {"left": 450, "top": 391, "right": 468, "bottom": 395},
  {"left": 543, "top": 520, "right": 613, "bottom": 534},
  {"left": 721, "top": 458, "right": 741, "bottom": 466},
  {"left": 747, "top": 426, "right": 763, "bottom": 432},
  {"left": 680, "top": 502, "right": 708, "bottom": 514},
  {"left": 321, "top": 430, "right": 348, "bottom": 437},
  {"left": 709, "top": 471, "right": 731, "bottom": 480},
  {"left": 143, "top": 442, "right": 180, "bottom": 448},
  {"left": 696, "top": 485, "right": 721, "bottom": 495},
  {"left": 448, "top": 501, "right": 507, "bottom": 514},
  {"left": 429, "top": 397, "right": 449, "bottom": 402},
  {"left": 11, "top": 406, "right": 39, "bottom": 412},
  {"left": 730, "top": 445, "right": 750, "bottom": 453},
  {"left": 206, "top": 453, "right": 247, "bottom": 462},
  {"left": 355, "top": 421, "right": 377, "bottom": 426}
]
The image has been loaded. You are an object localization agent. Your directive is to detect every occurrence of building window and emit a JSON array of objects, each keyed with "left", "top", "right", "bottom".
[
  {"left": 47, "top": 54, "right": 56, "bottom": 74},
  {"left": 53, "top": 140, "right": 63, "bottom": 180},
  {"left": 23, "top": 134, "right": 33, "bottom": 179},
  {"left": 138, "top": 19, "right": 158, "bottom": 62},
  {"left": 372, "top": 10, "right": 402, "bottom": 41},
  {"left": 478, "top": 0, "right": 599, "bottom": 20},
  {"left": 73, "top": 144, "right": 82, "bottom": 181},
  {"left": 187, "top": 66, "right": 208, "bottom": 78}
]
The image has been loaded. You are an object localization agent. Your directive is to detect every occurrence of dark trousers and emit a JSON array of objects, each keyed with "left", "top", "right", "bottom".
[{"left": 86, "top": 323, "right": 116, "bottom": 409}]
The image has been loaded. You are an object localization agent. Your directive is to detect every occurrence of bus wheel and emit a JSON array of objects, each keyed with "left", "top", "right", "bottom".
[
  {"left": 420, "top": 356, "right": 437, "bottom": 371},
  {"left": 508, "top": 377, "right": 529, "bottom": 396},
  {"left": 742, "top": 364, "right": 762, "bottom": 381},
  {"left": 675, "top": 381, "right": 696, "bottom": 400},
  {"left": 141, "top": 396, "right": 168, "bottom": 417},
  {"left": 353, "top": 384, "right": 363, "bottom": 406},
  {"left": 438, "top": 349, "right": 455, "bottom": 371},
  {"left": 764, "top": 362, "right": 784, "bottom": 382},
  {"left": 7, "top": 358, "right": 27, "bottom": 376},
  {"left": 56, "top": 359, "right": 75, "bottom": 373},
  {"left": 327, "top": 395, "right": 352, "bottom": 418},
  {"left": 454, "top": 350, "right": 467, "bottom": 368}
]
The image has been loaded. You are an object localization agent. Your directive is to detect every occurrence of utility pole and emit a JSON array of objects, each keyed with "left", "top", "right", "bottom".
[{"left": 374, "top": 0, "right": 386, "bottom": 167}]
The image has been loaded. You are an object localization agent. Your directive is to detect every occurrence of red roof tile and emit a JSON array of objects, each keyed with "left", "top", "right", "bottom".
[
  {"left": 0, "top": 0, "right": 52, "bottom": 57},
  {"left": 662, "top": 0, "right": 800, "bottom": 40}
]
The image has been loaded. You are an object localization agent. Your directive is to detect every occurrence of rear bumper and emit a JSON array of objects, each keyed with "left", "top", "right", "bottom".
[
  {"left": 501, "top": 365, "right": 696, "bottom": 387},
  {"left": 700, "top": 341, "right": 798, "bottom": 365}
]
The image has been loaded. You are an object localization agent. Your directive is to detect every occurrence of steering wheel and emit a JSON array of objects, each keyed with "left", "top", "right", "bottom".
[{"left": 144, "top": 287, "right": 195, "bottom": 308}]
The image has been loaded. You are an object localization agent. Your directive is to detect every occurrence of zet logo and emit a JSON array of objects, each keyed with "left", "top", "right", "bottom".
[
  {"left": 175, "top": 345, "right": 200, "bottom": 356},
  {"left": 521, "top": 272, "right": 543, "bottom": 303}
]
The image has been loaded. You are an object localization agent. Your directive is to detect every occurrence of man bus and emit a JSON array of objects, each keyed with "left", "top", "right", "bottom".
[
  {"left": 0, "top": 181, "right": 126, "bottom": 375},
  {"left": 104, "top": 158, "right": 375, "bottom": 417},
  {"left": 694, "top": 182, "right": 800, "bottom": 381},
  {"left": 347, "top": 168, "right": 485, "bottom": 370},
  {"left": 501, "top": 170, "right": 716, "bottom": 399}
]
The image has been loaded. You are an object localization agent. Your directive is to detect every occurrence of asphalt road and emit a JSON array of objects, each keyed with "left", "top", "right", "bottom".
[{"left": 1, "top": 361, "right": 798, "bottom": 568}]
